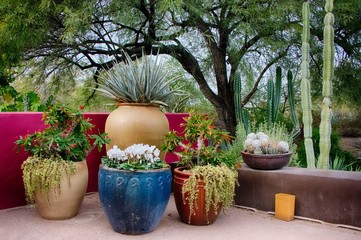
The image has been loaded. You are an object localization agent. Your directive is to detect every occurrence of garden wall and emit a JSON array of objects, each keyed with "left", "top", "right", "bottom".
[
  {"left": 0, "top": 112, "right": 187, "bottom": 210},
  {"left": 234, "top": 165, "right": 361, "bottom": 228}
]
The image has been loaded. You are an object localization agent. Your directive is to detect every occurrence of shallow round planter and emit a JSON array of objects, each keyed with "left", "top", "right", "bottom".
[
  {"left": 105, "top": 103, "right": 169, "bottom": 151},
  {"left": 34, "top": 160, "right": 88, "bottom": 220},
  {"left": 173, "top": 167, "right": 222, "bottom": 225},
  {"left": 241, "top": 151, "right": 292, "bottom": 170},
  {"left": 98, "top": 165, "right": 172, "bottom": 235}
]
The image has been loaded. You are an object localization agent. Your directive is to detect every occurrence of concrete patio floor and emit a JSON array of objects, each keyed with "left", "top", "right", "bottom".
[{"left": 1, "top": 193, "right": 360, "bottom": 240}]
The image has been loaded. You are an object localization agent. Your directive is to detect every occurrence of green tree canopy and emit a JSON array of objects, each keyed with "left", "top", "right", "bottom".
[{"left": 0, "top": 0, "right": 360, "bottom": 135}]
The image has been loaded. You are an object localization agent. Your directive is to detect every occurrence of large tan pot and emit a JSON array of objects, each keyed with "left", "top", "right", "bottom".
[
  {"left": 34, "top": 160, "right": 88, "bottom": 220},
  {"left": 105, "top": 103, "right": 169, "bottom": 151}
]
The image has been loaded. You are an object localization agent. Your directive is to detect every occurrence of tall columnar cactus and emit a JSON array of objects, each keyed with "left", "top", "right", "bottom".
[
  {"left": 267, "top": 66, "right": 282, "bottom": 127},
  {"left": 318, "top": 0, "right": 334, "bottom": 169},
  {"left": 234, "top": 75, "right": 250, "bottom": 133},
  {"left": 287, "top": 70, "right": 300, "bottom": 139},
  {"left": 300, "top": 1, "right": 316, "bottom": 168}
]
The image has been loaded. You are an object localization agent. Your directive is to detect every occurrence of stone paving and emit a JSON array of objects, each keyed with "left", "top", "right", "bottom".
[{"left": 0, "top": 193, "right": 360, "bottom": 240}]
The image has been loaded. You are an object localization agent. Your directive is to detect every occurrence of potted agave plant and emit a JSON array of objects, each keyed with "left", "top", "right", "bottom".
[
  {"left": 240, "top": 124, "right": 293, "bottom": 170},
  {"left": 15, "top": 103, "right": 109, "bottom": 220},
  {"left": 96, "top": 50, "right": 180, "bottom": 151},
  {"left": 161, "top": 112, "right": 238, "bottom": 225},
  {"left": 98, "top": 143, "right": 171, "bottom": 235}
]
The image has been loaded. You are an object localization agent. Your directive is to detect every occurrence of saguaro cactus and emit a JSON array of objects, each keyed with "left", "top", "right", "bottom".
[
  {"left": 300, "top": 1, "right": 316, "bottom": 168},
  {"left": 318, "top": 0, "right": 334, "bottom": 169}
]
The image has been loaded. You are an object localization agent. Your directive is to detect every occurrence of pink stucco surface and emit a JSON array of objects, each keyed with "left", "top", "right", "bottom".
[{"left": 0, "top": 112, "right": 187, "bottom": 210}]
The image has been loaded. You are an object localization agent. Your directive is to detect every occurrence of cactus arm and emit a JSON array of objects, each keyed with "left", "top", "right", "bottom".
[
  {"left": 267, "top": 78, "right": 274, "bottom": 126},
  {"left": 273, "top": 66, "right": 282, "bottom": 123},
  {"left": 318, "top": 0, "right": 334, "bottom": 169},
  {"left": 300, "top": 1, "right": 316, "bottom": 168},
  {"left": 234, "top": 75, "right": 243, "bottom": 124},
  {"left": 287, "top": 70, "right": 300, "bottom": 139}
]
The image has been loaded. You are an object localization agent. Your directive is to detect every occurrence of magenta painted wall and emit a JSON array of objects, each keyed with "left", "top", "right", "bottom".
[{"left": 0, "top": 112, "right": 188, "bottom": 210}]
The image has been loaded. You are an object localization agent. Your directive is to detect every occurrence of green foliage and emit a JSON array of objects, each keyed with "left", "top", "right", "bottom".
[
  {"left": 161, "top": 112, "right": 235, "bottom": 169},
  {"left": 16, "top": 103, "right": 109, "bottom": 162},
  {"left": 96, "top": 50, "right": 181, "bottom": 107},
  {"left": 21, "top": 156, "right": 76, "bottom": 206},
  {"left": 298, "top": 128, "right": 359, "bottom": 170},
  {"left": 101, "top": 144, "right": 168, "bottom": 171},
  {"left": 181, "top": 164, "right": 238, "bottom": 224}
]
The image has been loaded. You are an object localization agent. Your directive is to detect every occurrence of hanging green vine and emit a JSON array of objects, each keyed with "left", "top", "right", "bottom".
[
  {"left": 21, "top": 157, "right": 77, "bottom": 206},
  {"left": 181, "top": 164, "right": 238, "bottom": 224}
]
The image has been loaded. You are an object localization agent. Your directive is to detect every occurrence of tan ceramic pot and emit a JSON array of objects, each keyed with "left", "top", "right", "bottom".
[
  {"left": 105, "top": 103, "right": 169, "bottom": 152},
  {"left": 34, "top": 160, "right": 88, "bottom": 220}
]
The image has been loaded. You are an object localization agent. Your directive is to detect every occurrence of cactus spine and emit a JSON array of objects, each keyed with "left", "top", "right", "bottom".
[
  {"left": 300, "top": 1, "right": 316, "bottom": 168},
  {"left": 318, "top": 0, "right": 334, "bottom": 169},
  {"left": 267, "top": 66, "right": 282, "bottom": 127}
]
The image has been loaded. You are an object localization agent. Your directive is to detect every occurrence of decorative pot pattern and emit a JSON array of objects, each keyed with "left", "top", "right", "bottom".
[
  {"left": 105, "top": 104, "right": 169, "bottom": 151},
  {"left": 241, "top": 151, "right": 292, "bottom": 170},
  {"left": 98, "top": 165, "right": 172, "bottom": 235},
  {"left": 173, "top": 167, "right": 222, "bottom": 225},
  {"left": 34, "top": 160, "right": 88, "bottom": 220}
]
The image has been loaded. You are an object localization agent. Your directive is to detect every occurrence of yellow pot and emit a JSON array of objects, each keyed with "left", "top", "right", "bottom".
[
  {"left": 105, "top": 103, "right": 169, "bottom": 152},
  {"left": 34, "top": 160, "right": 88, "bottom": 220}
]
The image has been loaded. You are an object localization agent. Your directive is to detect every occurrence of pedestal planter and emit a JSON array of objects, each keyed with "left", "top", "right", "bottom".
[
  {"left": 105, "top": 104, "right": 169, "bottom": 151},
  {"left": 241, "top": 151, "right": 292, "bottom": 170},
  {"left": 173, "top": 167, "right": 222, "bottom": 225},
  {"left": 34, "top": 160, "right": 88, "bottom": 220},
  {"left": 98, "top": 165, "right": 172, "bottom": 235}
]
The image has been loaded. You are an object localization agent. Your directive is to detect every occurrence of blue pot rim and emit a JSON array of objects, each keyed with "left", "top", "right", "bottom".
[{"left": 99, "top": 164, "right": 170, "bottom": 173}]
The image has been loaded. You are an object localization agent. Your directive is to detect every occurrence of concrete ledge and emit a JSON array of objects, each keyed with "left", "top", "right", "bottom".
[{"left": 234, "top": 164, "right": 361, "bottom": 228}]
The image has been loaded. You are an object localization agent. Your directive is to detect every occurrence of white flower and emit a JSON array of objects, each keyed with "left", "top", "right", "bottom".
[{"left": 277, "top": 141, "right": 289, "bottom": 153}]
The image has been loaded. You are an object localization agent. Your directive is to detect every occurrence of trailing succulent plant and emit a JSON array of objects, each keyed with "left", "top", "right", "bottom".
[
  {"left": 162, "top": 112, "right": 239, "bottom": 222},
  {"left": 16, "top": 103, "right": 109, "bottom": 205},
  {"left": 96, "top": 50, "right": 180, "bottom": 107},
  {"left": 181, "top": 164, "right": 238, "bottom": 224}
]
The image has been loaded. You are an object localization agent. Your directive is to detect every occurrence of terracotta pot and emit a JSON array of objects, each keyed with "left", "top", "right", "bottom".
[
  {"left": 34, "top": 160, "right": 88, "bottom": 220},
  {"left": 98, "top": 165, "right": 172, "bottom": 234},
  {"left": 105, "top": 103, "right": 169, "bottom": 152},
  {"left": 173, "top": 167, "right": 222, "bottom": 225},
  {"left": 241, "top": 150, "right": 292, "bottom": 170}
]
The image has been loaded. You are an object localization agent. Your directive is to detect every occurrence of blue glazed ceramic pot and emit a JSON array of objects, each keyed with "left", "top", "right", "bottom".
[{"left": 98, "top": 165, "right": 172, "bottom": 235}]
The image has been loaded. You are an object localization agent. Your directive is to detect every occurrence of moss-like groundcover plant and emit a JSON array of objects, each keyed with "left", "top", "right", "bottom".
[{"left": 16, "top": 103, "right": 109, "bottom": 205}]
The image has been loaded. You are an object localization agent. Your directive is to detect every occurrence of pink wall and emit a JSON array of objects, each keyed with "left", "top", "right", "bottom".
[{"left": 0, "top": 112, "right": 188, "bottom": 210}]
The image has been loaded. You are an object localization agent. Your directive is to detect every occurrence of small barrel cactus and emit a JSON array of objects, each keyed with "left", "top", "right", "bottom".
[{"left": 244, "top": 132, "right": 290, "bottom": 154}]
